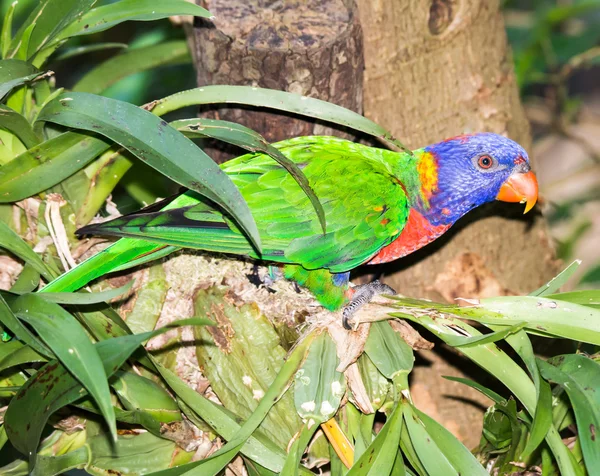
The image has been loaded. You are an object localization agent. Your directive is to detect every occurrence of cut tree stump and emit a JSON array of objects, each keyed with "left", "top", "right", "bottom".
[{"left": 189, "top": 0, "right": 363, "bottom": 161}]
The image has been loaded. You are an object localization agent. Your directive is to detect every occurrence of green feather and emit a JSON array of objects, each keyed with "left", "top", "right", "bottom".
[{"left": 44, "top": 136, "right": 418, "bottom": 309}]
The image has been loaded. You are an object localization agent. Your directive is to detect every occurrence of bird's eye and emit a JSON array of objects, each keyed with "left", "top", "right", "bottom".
[{"left": 477, "top": 155, "right": 494, "bottom": 169}]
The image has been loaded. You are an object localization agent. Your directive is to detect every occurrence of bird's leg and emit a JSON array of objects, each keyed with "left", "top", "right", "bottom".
[
  {"left": 342, "top": 280, "right": 397, "bottom": 330},
  {"left": 246, "top": 264, "right": 280, "bottom": 294}
]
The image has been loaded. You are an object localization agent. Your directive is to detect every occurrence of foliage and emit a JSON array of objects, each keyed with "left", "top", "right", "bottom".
[{"left": 0, "top": 1, "right": 598, "bottom": 475}]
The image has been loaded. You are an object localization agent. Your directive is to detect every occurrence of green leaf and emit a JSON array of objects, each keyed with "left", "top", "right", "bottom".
[
  {"left": 396, "top": 311, "right": 580, "bottom": 476},
  {"left": 530, "top": 260, "right": 581, "bottom": 296},
  {"left": 347, "top": 402, "right": 404, "bottom": 476},
  {"left": 10, "top": 294, "right": 115, "bottom": 443},
  {"left": 0, "top": 292, "right": 51, "bottom": 357},
  {"left": 1, "top": 1, "right": 17, "bottom": 59},
  {"left": 193, "top": 288, "right": 299, "bottom": 447},
  {"left": 63, "top": 146, "right": 134, "bottom": 227},
  {"left": 444, "top": 321, "right": 527, "bottom": 347},
  {"left": 280, "top": 423, "right": 319, "bottom": 476},
  {"left": 364, "top": 321, "right": 414, "bottom": 389},
  {"left": 414, "top": 407, "right": 487, "bottom": 475},
  {"left": 10, "top": 263, "right": 41, "bottom": 294},
  {"left": 151, "top": 86, "right": 412, "bottom": 153},
  {"left": 294, "top": 331, "right": 345, "bottom": 422},
  {"left": 152, "top": 331, "right": 317, "bottom": 475},
  {"left": 0, "top": 105, "right": 39, "bottom": 148},
  {"left": 36, "top": 92, "right": 262, "bottom": 252},
  {"left": 0, "top": 340, "right": 47, "bottom": 372},
  {"left": 37, "top": 280, "right": 133, "bottom": 305},
  {"left": 442, "top": 376, "right": 507, "bottom": 405},
  {"left": 547, "top": 290, "right": 600, "bottom": 309},
  {"left": 538, "top": 355, "right": 600, "bottom": 472},
  {"left": 9, "top": 0, "right": 98, "bottom": 59},
  {"left": 111, "top": 370, "right": 181, "bottom": 424},
  {"left": 0, "top": 131, "right": 111, "bottom": 203},
  {"left": 55, "top": 0, "right": 212, "bottom": 41},
  {"left": 3, "top": 318, "right": 210, "bottom": 462},
  {"left": 175, "top": 117, "right": 326, "bottom": 234},
  {"left": 476, "top": 296, "right": 600, "bottom": 345},
  {"left": 0, "top": 58, "right": 41, "bottom": 99},
  {"left": 53, "top": 42, "right": 128, "bottom": 61},
  {"left": 403, "top": 404, "right": 458, "bottom": 476},
  {"left": 73, "top": 40, "right": 190, "bottom": 94},
  {"left": 521, "top": 375, "right": 553, "bottom": 460}
]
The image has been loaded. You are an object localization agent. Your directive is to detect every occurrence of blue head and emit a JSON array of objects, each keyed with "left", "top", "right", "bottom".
[{"left": 420, "top": 132, "right": 538, "bottom": 225}]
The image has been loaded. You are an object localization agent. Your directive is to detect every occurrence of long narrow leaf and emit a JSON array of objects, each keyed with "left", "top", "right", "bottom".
[
  {"left": 0, "top": 220, "right": 56, "bottom": 281},
  {"left": 175, "top": 118, "right": 326, "bottom": 233},
  {"left": 8, "top": 0, "right": 97, "bottom": 59},
  {"left": 36, "top": 92, "right": 262, "bottom": 252},
  {"left": 0, "top": 59, "right": 42, "bottom": 99},
  {"left": 530, "top": 260, "right": 581, "bottom": 296},
  {"left": 0, "top": 132, "right": 111, "bottom": 202},
  {"left": 53, "top": 42, "right": 128, "bottom": 61},
  {"left": 347, "top": 402, "right": 404, "bottom": 476},
  {"left": 150, "top": 86, "right": 411, "bottom": 153},
  {"left": 1, "top": 2, "right": 17, "bottom": 59},
  {"left": 37, "top": 280, "right": 133, "bottom": 305},
  {"left": 9, "top": 294, "right": 115, "bottom": 444},
  {"left": 414, "top": 408, "right": 488, "bottom": 475},
  {"left": 538, "top": 355, "right": 600, "bottom": 472},
  {"left": 395, "top": 311, "right": 580, "bottom": 476},
  {"left": 74, "top": 41, "right": 190, "bottom": 94},
  {"left": 3, "top": 318, "right": 211, "bottom": 462},
  {"left": 152, "top": 331, "right": 317, "bottom": 475},
  {"left": 55, "top": 0, "right": 212, "bottom": 41},
  {"left": 0, "top": 105, "right": 39, "bottom": 148},
  {"left": 0, "top": 293, "right": 51, "bottom": 357}
]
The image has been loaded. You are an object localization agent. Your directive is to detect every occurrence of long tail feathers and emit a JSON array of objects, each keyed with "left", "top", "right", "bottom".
[{"left": 41, "top": 239, "right": 177, "bottom": 293}]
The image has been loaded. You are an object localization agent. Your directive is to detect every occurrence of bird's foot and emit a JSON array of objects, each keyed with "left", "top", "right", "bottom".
[{"left": 342, "top": 280, "right": 397, "bottom": 330}]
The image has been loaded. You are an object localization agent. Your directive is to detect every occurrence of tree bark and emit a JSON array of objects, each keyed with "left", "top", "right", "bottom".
[
  {"left": 355, "top": 0, "right": 557, "bottom": 298},
  {"left": 189, "top": 0, "right": 363, "bottom": 161},
  {"left": 354, "top": 0, "right": 558, "bottom": 446},
  {"left": 167, "top": 0, "right": 559, "bottom": 451}
]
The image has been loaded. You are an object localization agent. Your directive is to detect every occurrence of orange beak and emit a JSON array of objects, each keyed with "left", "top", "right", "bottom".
[{"left": 496, "top": 170, "right": 538, "bottom": 214}]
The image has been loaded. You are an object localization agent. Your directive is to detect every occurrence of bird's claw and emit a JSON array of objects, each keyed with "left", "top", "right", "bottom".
[{"left": 342, "top": 280, "right": 397, "bottom": 330}]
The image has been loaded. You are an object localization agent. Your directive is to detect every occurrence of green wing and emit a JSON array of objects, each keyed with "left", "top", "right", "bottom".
[{"left": 75, "top": 136, "right": 410, "bottom": 274}]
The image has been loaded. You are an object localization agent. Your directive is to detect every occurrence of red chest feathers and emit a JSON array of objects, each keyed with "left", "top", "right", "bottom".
[{"left": 367, "top": 209, "right": 450, "bottom": 265}]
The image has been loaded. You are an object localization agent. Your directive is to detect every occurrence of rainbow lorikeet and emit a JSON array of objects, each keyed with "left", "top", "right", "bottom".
[{"left": 43, "top": 133, "right": 537, "bottom": 324}]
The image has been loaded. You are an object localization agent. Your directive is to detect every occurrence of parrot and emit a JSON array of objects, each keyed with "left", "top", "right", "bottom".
[{"left": 41, "top": 133, "right": 538, "bottom": 326}]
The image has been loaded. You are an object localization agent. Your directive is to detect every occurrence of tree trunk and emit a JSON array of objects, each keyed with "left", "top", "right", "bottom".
[
  {"left": 354, "top": 0, "right": 558, "bottom": 446},
  {"left": 153, "top": 0, "right": 560, "bottom": 451},
  {"left": 188, "top": 0, "right": 363, "bottom": 161}
]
